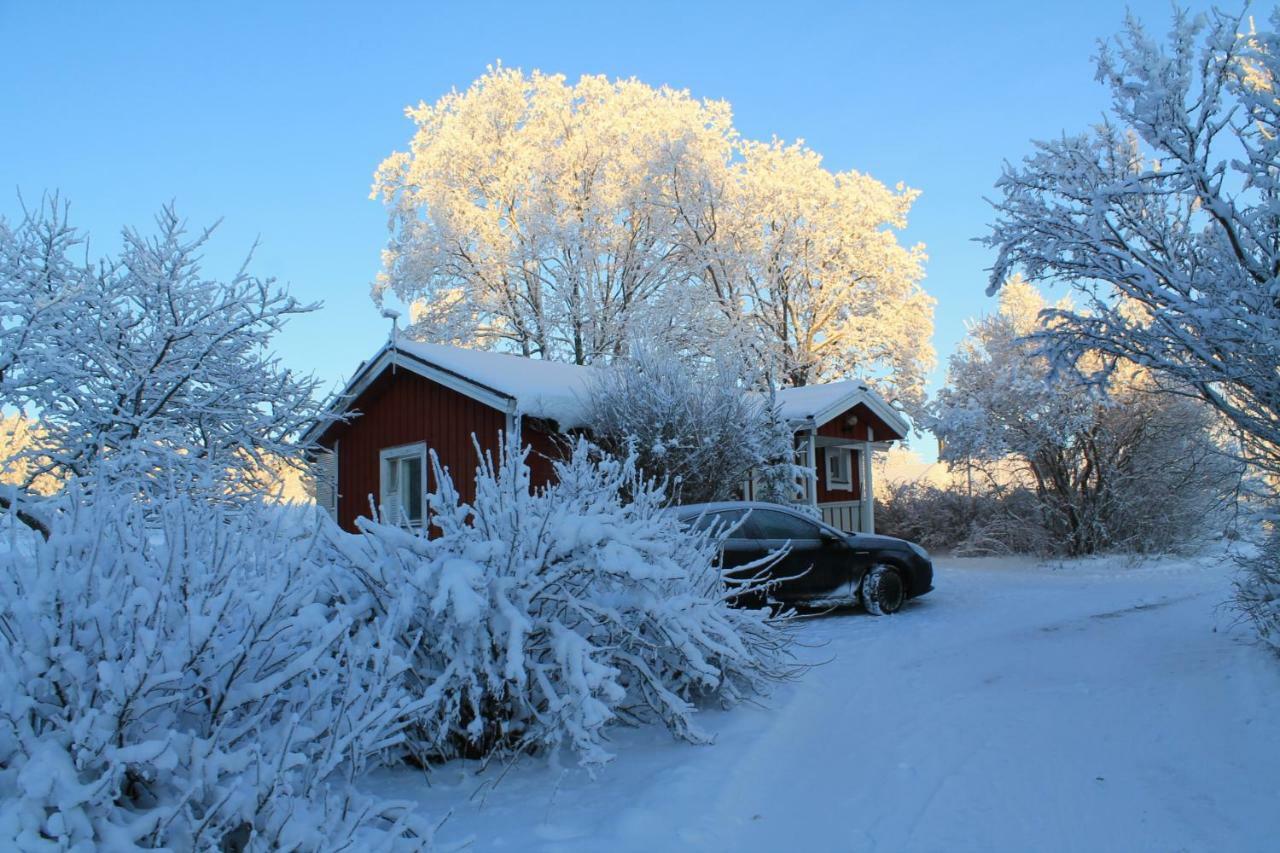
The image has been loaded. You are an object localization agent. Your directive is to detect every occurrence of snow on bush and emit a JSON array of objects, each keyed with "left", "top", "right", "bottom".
[
  {"left": 586, "top": 343, "right": 800, "bottom": 505},
  {"left": 875, "top": 481, "right": 1052, "bottom": 557},
  {"left": 0, "top": 486, "right": 432, "bottom": 851},
  {"left": 929, "top": 278, "right": 1236, "bottom": 556},
  {"left": 1236, "top": 510, "right": 1280, "bottom": 658},
  {"left": 335, "top": 432, "right": 796, "bottom": 767}
]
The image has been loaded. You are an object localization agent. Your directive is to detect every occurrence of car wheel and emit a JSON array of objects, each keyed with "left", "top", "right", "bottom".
[{"left": 861, "top": 564, "right": 905, "bottom": 615}]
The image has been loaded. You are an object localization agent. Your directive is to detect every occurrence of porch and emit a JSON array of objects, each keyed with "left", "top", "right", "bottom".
[{"left": 797, "top": 431, "right": 889, "bottom": 534}]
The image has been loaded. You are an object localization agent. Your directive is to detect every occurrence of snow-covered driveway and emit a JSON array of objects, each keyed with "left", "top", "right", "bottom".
[{"left": 370, "top": 553, "right": 1280, "bottom": 852}]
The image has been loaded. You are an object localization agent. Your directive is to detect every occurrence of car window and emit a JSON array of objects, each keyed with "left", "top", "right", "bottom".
[
  {"left": 751, "top": 510, "right": 822, "bottom": 540},
  {"left": 686, "top": 509, "right": 748, "bottom": 535}
]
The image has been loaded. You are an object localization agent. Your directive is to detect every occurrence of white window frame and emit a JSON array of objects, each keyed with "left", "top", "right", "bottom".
[
  {"left": 825, "top": 446, "right": 854, "bottom": 491},
  {"left": 379, "top": 442, "right": 428, "bottom": 527}
]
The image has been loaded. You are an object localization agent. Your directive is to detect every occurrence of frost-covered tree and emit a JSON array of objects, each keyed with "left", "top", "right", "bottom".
[
  {"left": 982, "top": 8, "right": 1279, "bottom": 626},
  {"left": 372, "top": 66, "right": 933, "bottom": 408},
  {"left": 584, "top": 344, "right": 798, "bottom": 505},
  {"left": 705, "top": 140, "right": 933, "bottom": 408},
  {"left": 932, "top": 278, "right": 1233, "bottom": 555},
  {"left": 0, "top": 416, "right": 60, "bottom": 495},
  {"left": 372, "top": 65, "right": 733, "bottom": 364},
  {"left": 985, "top": 9, "right": 1280, "bottom": 479},
  {"left": 0, "top": 197, "right": 331, "bottom": 509}
]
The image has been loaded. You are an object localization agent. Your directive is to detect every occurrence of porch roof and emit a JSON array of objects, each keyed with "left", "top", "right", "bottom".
[{"left": 776, "top": 380, "right": 910, "bottom": 439}]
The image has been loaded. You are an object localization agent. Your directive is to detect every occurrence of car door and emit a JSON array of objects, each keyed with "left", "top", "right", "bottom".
[
  {"left": 750, "top": 510, "right": 854, "bottom": 601},
  {"left": 687, "top": 509, "right": 771, "bottom": 586}
]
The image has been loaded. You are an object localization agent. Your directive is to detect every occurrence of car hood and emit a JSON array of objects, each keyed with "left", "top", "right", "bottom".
[{"left": 845, "top": 532, "right": 918, "bottom": 552}]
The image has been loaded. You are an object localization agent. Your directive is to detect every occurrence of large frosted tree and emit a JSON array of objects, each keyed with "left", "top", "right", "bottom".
[
  {"left": 372, "top": 65, "right": 734, "bottom": 364},
  {"left": 706, "top": 140, "right": 932, "bottom": 403},
  {"left": 982, "top": 8, "right": 1280, "bottom": 639},
  {"left": 984, "top": 8, "right": 1280, "bottom": 481},
  {"left": 372, "top": 66, "right": 933, "bottom": 408}
]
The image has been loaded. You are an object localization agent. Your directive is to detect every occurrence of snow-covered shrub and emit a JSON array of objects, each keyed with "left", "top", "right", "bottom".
[
  {"left": 586, "top": 344, "right": 798, "bottom": 505},
  {"left": 0, "top": 486, "right": 432, "bottom": 851},
  {"left": 335, "top": 433, "right": 795, "bottom": 767},
  {"left": 1236, "top": 509, "right": 1280, "bottom": 657},
  {"left": 930, "top": 278, "right": 1237, "bottom": 556},
  {"left": 875, "top": 481, "right": 1051, "bottom": 556}
]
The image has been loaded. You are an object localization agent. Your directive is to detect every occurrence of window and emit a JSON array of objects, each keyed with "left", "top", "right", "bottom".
[
  {"left": 752, "top": 510, "right": 821, "bottom": 541},
  {"left": 687, "top": 509, "right": 753, "bottom": 537},
  {"left": 825, "top": 447, "right": 853, "bottom": 490},
  {"left": 379, "top": 443, "right": 427, "bottom": 526},
  {"left": 314, "top": 442, "right": 339, "bottom": 520}
]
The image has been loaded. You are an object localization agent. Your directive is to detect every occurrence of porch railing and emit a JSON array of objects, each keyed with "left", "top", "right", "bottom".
[{"left": 819, "top": 501, "right": 862, "bottom": 533}]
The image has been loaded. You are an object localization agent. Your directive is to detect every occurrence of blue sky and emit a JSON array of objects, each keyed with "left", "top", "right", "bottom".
[{"left": 1, "top": 0, "right": 1211, "bottom": 454}]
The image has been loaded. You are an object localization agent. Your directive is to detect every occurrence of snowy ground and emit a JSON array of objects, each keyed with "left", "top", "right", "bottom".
[{"left": 367, "top": 550, "right": 1280, "bottom": 852}]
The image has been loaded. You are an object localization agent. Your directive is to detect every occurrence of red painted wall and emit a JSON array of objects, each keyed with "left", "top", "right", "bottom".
[
  {"left": 320, "top": 369, "right": 561, "bottom": 532},
  {"left": 810, "top": 402, "right": 900, "bottom": 503},
  {"left": 815, "top": 446, "right": 862, "bottom": 503},
  {"left": 815, "top": 402, "right": 899, "bottom": 443}
]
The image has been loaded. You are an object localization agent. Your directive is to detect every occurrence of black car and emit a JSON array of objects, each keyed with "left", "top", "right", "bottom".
[{"left": 676, "top": 501, "right": 933, "bottom": 614}]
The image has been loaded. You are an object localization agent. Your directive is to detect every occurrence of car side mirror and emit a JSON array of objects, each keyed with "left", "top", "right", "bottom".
[{"left": 819, "top": 527, "right": 840, "bottom": 543}]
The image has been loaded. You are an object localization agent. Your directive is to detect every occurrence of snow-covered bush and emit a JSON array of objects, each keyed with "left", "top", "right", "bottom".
[
  {"left": 586, "top": 344, "right": 798, "bottom": 505},
  {"left": 335, "top": 432, "right": 795, "bottom": 767},
  {"left": 0, "top": 486, "right": 432, "bottom": 851},
  {"left": 1236, "top": 509, "right": 1280, "bottom": 657},
  {"left": 930, "top": 279, "right": 1236, "bottom": 556},
  {"left": 875, "top": 481, "right": 1051, "bottom": 557}
]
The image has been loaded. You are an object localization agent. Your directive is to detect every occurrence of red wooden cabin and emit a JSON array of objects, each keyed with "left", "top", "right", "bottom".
[{"left": 307, "top": 337, "right": 908, "bottom": 534}]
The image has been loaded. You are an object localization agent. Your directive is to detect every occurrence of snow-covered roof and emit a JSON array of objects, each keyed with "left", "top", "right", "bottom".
[
  {"left": 310, "top": 337, "right": 908, "bottom": 442},
  {"left": 392, "top": 337, "right": 599, "bottom": 428},
  {"left": 776, "top": 380, "right": 910, "bottom": 438}
]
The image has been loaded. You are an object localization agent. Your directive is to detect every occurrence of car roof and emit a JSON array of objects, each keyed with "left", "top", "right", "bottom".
[{"left": 673, "top": 501, "right": 814, "bottom": 518}]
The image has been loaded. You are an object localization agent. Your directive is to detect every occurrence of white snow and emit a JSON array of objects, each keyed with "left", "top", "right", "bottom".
[
  {"left": 775, "top": 380, "right": 909, "bottom": 436},
  {"left": 394, "top": 337, "right": 600, "bottom": 428},
  {"left": 392, "top": 339, "right": 912, "bottom": 438},
  {"left": 365, "top": 549, "right": 1280, "bottom": 852}
]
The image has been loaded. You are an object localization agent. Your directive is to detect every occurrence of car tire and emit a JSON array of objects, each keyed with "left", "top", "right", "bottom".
[{"left": 861, "top": 564, "right": 905, "bottom": 615}]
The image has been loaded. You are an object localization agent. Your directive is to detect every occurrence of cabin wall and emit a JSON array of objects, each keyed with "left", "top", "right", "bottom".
[
  {"left": 815, "top": 401, "right": 898, "bottom": 443},
  {"left": 323, "top": 370, "right": 562, "bottom": 533},
  {"left": 810, "top": 402, "right": 900, "bottom": 505}
]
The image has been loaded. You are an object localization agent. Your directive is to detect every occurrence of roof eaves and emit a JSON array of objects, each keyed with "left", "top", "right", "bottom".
[
  {"left": 806, "top": 388, "right": 911, "bottom": 439},
  {"left": 302, "top": 343, "right": 519, "bottom": 446}
]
